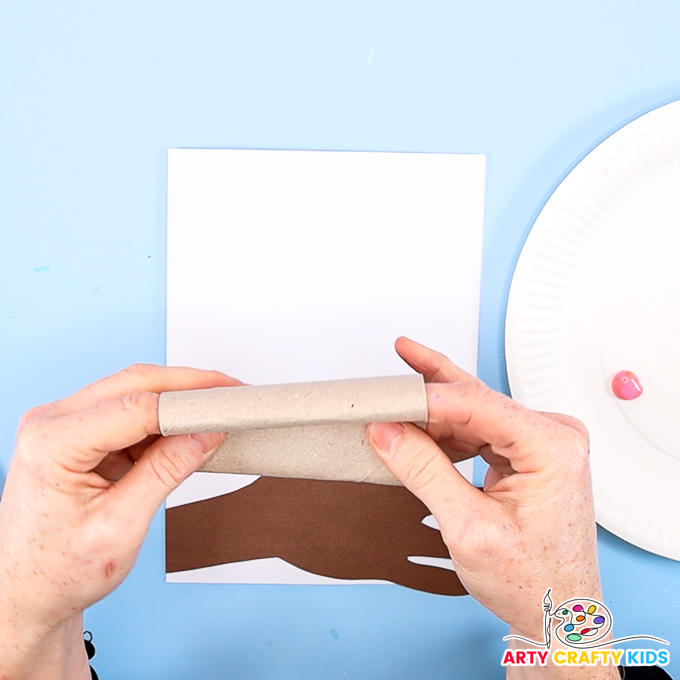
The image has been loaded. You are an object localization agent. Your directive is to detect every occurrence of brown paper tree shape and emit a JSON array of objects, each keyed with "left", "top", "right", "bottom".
[{"left": 166, "top": 476, "right": 467, "bottom": 596}]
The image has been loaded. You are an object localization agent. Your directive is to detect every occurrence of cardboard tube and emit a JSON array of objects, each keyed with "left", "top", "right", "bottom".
[{"left": 158, "top": 375, "right": 427, "bottom": 485}]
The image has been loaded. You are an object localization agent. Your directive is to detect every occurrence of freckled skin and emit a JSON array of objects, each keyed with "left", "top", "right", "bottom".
[
  {"left": 0, "top": 344, "right": 619, "bottom": 680},
  {"left": 0, "top": 364, "right": 240, "bottom": 679},
  {"left": 368, "top": 338, "right": 619, "bottom": 680}
]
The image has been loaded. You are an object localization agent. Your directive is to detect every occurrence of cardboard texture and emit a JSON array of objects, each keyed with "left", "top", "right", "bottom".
[{"left": 159, "top": 375, "right": 426, "bottom": 485}]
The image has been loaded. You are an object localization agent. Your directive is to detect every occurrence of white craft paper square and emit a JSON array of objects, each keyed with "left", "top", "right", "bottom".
[{"left": 166, "top": 148, "right": 485, "bottom": 585}]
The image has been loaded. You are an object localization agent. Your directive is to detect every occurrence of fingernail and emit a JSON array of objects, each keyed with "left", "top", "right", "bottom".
[
  {"left": 368, "top": 422, "right": 405, "bottom": 453},
  {"left": 190, "top": 432, "right": 225, "bottom": 453}
]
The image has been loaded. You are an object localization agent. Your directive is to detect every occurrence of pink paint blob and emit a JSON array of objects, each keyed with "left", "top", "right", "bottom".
[{"left": 612, "top": 371, "right": 643, "bottom": 400}]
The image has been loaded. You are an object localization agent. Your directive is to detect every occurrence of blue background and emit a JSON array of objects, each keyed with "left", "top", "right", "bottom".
[{"left": 1, "top": 1, "right": 678, "bottom": 677}]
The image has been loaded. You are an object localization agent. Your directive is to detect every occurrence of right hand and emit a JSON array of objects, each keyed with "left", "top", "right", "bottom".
[{"left": 368, "top": 338, "right": 617, "bottom": 679}]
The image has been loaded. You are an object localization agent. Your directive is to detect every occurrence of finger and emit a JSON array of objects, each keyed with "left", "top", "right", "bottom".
[
  {"left": 425, "top": 382, "right": 587, "bottom": 473},
  {"left": 437, "top": 438, "right": 483, "bottom": 462},
  {"left": 93, "top": 450, "right": 136, "bottom": 481},
  {"left": 47, "top": 392, "right": 162, "bottom": 471},
  {"left": 484, "top": 465, "right": 505, "bottom": 491},
  {"left": 109, "top": 431, "right": 225, "bottom": 524},
  {"left": 126, "top": 435, "right": 161, "bottom": 462},
  {"left": 41, "top": 364, "right": 242, "bottom": 418},
  {"left": 93, "top": 434, "right": 164, "bottom": 480},
  {"left": 478, "top": 445, "right": 515, "bottom": 477},
  {"left": 395, "top": 337, "right": 475, "bottom": 383},
  {"left": 539, "top": 411, "right": 589, "bottom": 439},
  {"left": 367, "top": 422, "right": 484, "bottom": 531},
  {"left": 421, "top": 396, "right": 489, "bottom": 452}
]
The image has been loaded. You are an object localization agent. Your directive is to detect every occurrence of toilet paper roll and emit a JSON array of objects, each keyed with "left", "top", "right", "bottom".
[{"left": 158, "top": 374, "right": 427, "bottom": 485}]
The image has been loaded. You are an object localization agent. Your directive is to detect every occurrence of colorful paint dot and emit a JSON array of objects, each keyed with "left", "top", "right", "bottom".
[
  {"left": 564, "top": 624, "right": 574, "bottom": 632},
  {"left": 587, "top": 605, "right": 597, "bottom": 615},
  {"left": 562, "top": 610, "right": 569, "bottom": 616},
  {"left": 576, "top": 615, "right": 586, "bottom": 623},
  {"left": 593, "top": 616, "right": 605, "bottom": 624},
  {"left": 581, "top": 628, "right": 592, "bottom": 635},
  {"left": 567, "top": 634, "right": 582, "bottom": 642},
  {"left": 573, "top": 605, "right": 584, "bottom": 612},
  {"left": 612, "top": 371, "right": 643, "bottom": 400}
]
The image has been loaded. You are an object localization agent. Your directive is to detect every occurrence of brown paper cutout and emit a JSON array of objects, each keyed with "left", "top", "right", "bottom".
[{"left": 166, "top": 477, "right": 467, "bottom": 597}]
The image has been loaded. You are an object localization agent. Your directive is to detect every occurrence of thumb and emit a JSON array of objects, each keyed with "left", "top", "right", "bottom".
[
  {"left": 110, "top": 432, "right": 225, "bottom": 522},
  {"left": 367, "top": 422, "right": 481, "bottom": 528}
]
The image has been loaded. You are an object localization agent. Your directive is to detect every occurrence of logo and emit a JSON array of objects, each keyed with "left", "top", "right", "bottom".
[{"left": 501, "top": 589, "right": 670, "bottom": 667}]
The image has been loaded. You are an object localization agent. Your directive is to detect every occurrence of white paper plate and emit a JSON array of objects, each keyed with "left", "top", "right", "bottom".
[{"left": 506, "top": 100, "right": 680, "bottom": 559}]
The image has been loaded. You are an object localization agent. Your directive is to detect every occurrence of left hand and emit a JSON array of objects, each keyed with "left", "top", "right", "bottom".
[{"left": 0, "top": 364, "right": 239, "bottom": 679}]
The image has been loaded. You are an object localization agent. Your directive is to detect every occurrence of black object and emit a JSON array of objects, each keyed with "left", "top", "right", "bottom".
[
  {"left": 620, "top": 666, "right": 673, "bottom": 679},
  {"left": 84, "top": 631, "right": 99, "bottom": 680}
]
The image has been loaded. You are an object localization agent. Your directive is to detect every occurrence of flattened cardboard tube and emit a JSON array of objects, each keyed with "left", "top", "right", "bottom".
[
  {"left": 158, "top": 375, "right": 427, "bottom": 435},
  {"left": 158, "top": 375, "right": 428, "bottom": 486}
]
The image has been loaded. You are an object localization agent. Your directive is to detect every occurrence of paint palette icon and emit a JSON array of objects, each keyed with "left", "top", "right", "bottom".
[
  {"left": 552, "top": 598, "right": 612, "bottom": 647},
  {"left": 504, "top": 588, "right": 668, "bottom": 651}
]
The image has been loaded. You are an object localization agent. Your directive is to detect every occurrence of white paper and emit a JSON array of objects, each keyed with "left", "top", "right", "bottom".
[{"left": 166, "top": 148, "right": 485, "bottom": 584}]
